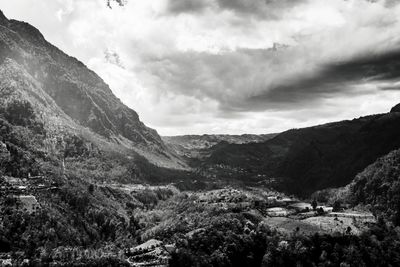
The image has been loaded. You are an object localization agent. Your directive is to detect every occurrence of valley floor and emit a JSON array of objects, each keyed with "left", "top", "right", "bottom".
[{"left": 0, "top": 180, "right": 382, "bottom": 267}]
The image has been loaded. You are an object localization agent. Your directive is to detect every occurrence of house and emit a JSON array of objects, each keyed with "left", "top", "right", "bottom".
[
  {"left": 289, "top": 202, "right": 312, "bottom": 212},
  {"left": 127, "top": 239, "right": 175, "bottom": 267},
  {"left": 266, "top": 207, "right": 292, "bottom": 217}
]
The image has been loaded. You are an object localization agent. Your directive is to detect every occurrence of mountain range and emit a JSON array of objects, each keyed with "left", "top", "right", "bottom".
[
  {"left": 2, "top": 9, "right": 400, "bottom": 266},
  {"left": 194, "top": 109, "right": 400, "bottom": 196},
  {"left": 163, "top": 133, "right": 277, "bottom": 159},
  {"left": 1, "top": 9, "right": 400, "bottom": 197}
]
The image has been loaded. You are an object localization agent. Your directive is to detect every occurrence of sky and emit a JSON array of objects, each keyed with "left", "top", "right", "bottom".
[{"left": 2, "top": 0, "right": 400, "bottom": 136}]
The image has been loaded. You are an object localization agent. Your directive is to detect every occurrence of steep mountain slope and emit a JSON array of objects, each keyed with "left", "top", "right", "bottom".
[
  {"left": 0, "top": 10, "right": 183, "bottom": 169},
  {"left": 349, "top": 148, "right": 400, "bottom": 226},
  {"left": 0, "top": 10, "right": 196, "bottom": 264},
  {"left": 199, "top": 107, "right": 400, "bottom": 196},
  {"left": 391, "top": 103, "right": 400, "bottom": 113}
]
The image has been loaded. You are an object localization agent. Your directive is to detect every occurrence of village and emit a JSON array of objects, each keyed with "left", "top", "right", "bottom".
[
  {"left": 0, "top": 178, "right": 376, "bottom": 266},
  {"left": 190, "top": 187, "right": 375, "bottom": 235},
  {"left": 125, "top": 239, "right": 175, "bottom": 267},
  {"left": 121, "top": 186, "right": 376, "bottom": 266}
]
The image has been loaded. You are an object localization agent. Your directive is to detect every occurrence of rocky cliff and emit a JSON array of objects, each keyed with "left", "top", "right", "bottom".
[{"left": 0, "top": 10, "right": 183, "bottom": 169}]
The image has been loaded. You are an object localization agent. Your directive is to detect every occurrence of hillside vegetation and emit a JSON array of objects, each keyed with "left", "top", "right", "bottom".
[
  {"left": 349, "top": 148, "right": 400, "bottom": 226},
  {"left": 2, "top": 8, "right": 400, "bottom": 266},
  {"left": 199, "top": 111, "right": 400, "bottom": 196}
]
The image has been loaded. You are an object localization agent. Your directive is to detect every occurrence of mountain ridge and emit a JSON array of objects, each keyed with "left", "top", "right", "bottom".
[
  {"left": 0, "top": 10, "right": 184, "bottom": 169},
  {"left": 195, "top": 109, "right": 400, "bottom": 196},
  {"left": 163, "top": 133, "right": 278, "bottom": 159}
]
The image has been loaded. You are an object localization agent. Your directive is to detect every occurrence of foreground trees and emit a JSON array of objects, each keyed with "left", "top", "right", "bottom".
[{"left": 170, "top": 223, "right": 400, "bottom": 267}]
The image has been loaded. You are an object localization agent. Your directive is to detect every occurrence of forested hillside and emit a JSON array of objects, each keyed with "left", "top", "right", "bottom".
[
  {"left": 199, "top": 110, "right": 400, "bottom": 196},
  {"left": 1, "top": 6, "right": 400, "bottom": 266},
  {"left": 349, "top": 148, "right": 400, "bottom": 226}
]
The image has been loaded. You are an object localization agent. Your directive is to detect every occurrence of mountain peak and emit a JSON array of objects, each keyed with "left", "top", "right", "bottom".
[
  {"left": 390, "top": 103, "right": 400, "bottom": 113},
  {"left": 8, "top": 19, "right": 47, "bottom": 46},
  {"left": 0, "top": 10, "right": 184, "bottom": 169},
  {"left": 0, "top": 10, "right": 8, "bottom": 25}
]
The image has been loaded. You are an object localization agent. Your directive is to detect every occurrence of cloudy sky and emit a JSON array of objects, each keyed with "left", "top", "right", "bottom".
[{"left": 2, "top": 0, "right": 400, "bottom": 135}]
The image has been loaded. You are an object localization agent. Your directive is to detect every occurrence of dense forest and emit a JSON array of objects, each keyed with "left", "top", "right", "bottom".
[
  {"left": 350, "top": 149, "right": 400, "bottom": 226},
  {"left": 0, "top": 100, "right": 202, "bottom": 265},
  {"left": 199, "top": 111, "right": 400, "bottom": 196},
  {"left": 170, "top": 219, "right": 400, "bottom": 267}
]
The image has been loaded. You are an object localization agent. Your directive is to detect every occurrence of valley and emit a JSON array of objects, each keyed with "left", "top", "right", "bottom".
[
  {"left": 0, "top": 7, "right": 400, "bottom": 267},
  {"left": 0, "top": 173, "right": 377, "bottom": 266},
  {"left": 163, "top": 134, "right": 277, "bottom": 159}
]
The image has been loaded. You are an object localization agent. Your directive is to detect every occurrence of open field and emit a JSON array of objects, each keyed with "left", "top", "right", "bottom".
[{"left": 263, "top": 212, "right": 375, "bottom": 235}]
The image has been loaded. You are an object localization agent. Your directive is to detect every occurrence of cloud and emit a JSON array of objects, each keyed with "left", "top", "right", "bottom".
[
  {"left": 104, "top": 49, "right": 125, "bottom": 68},
  {"left": 167, "top": 0, "right": 308, "bottom": 20},
  {"left": 246, "top": 49, "right": 400, "bottom": 110},
  {"left": 2, "top": 0, "right": 400, "bottom": 135},
  {"left": 167, "top": 0, "right": 211, "bottom": 14}
]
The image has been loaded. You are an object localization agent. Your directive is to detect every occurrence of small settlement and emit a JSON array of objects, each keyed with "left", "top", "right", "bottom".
[
  {"left": 125, "top": 239, "right": 175, "bottom": 267},
  {"left": 192, "top": 187, "right": 375, "bottom": 236}
]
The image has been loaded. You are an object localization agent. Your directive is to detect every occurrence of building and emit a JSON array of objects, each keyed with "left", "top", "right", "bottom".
[{"left": 127, "top": 239, "right": 175, "bottom": 267}]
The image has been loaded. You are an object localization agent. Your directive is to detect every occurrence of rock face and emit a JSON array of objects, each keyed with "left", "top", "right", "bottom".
[
  {"left": 0, "top": 10, "right": 181, "bottom": 167},
  {"left": 390, "top": 103, "right": 400, "bottom": 113}
]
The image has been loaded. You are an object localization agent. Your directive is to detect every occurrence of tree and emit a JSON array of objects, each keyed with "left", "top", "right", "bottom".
[
  {"left": 345, "top": 226, "right": 352, "bottom": 235},
  {"left": 317, "top": 207, "right": 324, "bottom": 215},
  {"left": 128, "top": 216, "right": 140, "bottom": 236},
  {"left": 312, "top": 199, "right": 317, "bottom": 211},
  {"left": 4, "top": 100, "right": 35, "bottom": 126},
  {"left": 0, "top": 141, "right": 10, "bottom": 174},
  {"left": 88, "top": 184, "right": 95, "bottom": 194},
  {"left": 332, "top": 201, "right": 342, "bottom": 212}
]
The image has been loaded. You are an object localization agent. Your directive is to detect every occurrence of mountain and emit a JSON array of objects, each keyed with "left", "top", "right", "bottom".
[
  {"left": 4, "top": 7, "right": 400, "bottom": 267},
  {"left": 0, "top": 10, "right": 196, "bottom": 263},
  {"left": 163, "top": 133, "right": 277, "bottom": 159},
  {"left": 391, "top": 103, "right": 400, "bottom": 113},
  {"left": 197, "top": 106, "right": 400, "bottom": 196},
  {"left": 349, "top": 148, "right": 400, "bottom": 226},
  {"left": 3, "top": 6, "right": 400, "bottom": 197},
  {"left": 0, "top": 10, "right": 183, "bottom": 169}
]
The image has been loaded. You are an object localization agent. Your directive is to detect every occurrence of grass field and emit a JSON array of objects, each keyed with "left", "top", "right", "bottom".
[{"left": 263, "top": 212, "right": 375, "bottom": 235}]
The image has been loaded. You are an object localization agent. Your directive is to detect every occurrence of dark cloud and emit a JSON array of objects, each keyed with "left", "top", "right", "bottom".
[
  {"left": 246, "top": 49, "right": 400, "bottom": 110},
  {"left": 167, "top": 0, "right": 210, "bottom": 14},
  {"left": 380, "top": 85, "right": 400, "bottom": 90},
  {"left": 217, "top": 0, "right": 306, "bottom": 18},
  {"left": 384, "top": 0, "right": 400, "bottom": 8},
  {"left": 167, "top": 0, "right": 307, "bottom": 19},
  {"left": 140, "top": 46, "right": 400, "bottom": 116}
]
